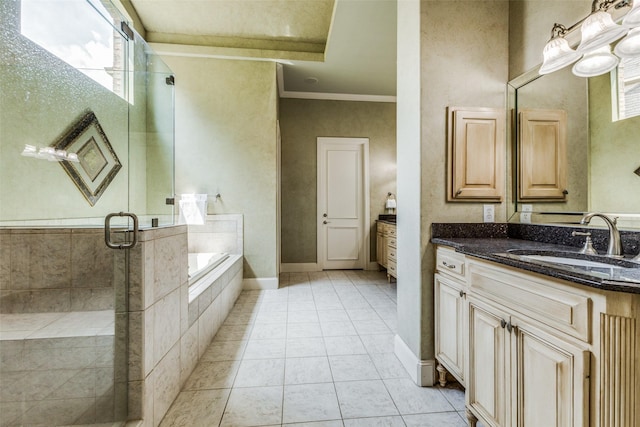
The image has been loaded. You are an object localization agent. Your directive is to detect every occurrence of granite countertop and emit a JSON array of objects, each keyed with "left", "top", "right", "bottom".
[{"left": 431, "top": 223, "right": 640, "bottom": 294}]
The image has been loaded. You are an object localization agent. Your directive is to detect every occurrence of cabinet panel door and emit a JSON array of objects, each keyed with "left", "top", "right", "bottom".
[
  {"left": 515, "top": 321, "right": 589, "bottom": 427},
  {"left": 518, "top": 109, "right": 567, "bottom": 200},
  {"left": 468, "top": 297, "right": 510, "bottom": 427},
  {"left": 435, "top": 274, "right": 465, "bottom": 384},
  {"left": 447, "top": 107, "right": 505, "bottom": 201}
]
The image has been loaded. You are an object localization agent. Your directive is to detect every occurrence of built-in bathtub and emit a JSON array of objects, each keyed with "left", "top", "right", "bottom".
[{"left": 188, "top": 252, "right": 230, "bottom": 284}]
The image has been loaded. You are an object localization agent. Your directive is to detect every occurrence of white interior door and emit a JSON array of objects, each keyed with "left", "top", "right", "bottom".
[{"left": 318, "top": 137, "right": 369, "bottom": 270}]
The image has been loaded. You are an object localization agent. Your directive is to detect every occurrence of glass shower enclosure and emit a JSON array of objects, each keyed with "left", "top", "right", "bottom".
[{"left": 0, "top": 0, "right": 174, "bottom": 425}]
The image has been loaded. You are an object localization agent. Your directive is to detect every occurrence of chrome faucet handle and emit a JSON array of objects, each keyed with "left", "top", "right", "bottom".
[
  {"left": 572, "top": 231, "right": 598, "bottom": 255},
  {"left": 580, "top": 213, "right": 623, "bottom": 257}
]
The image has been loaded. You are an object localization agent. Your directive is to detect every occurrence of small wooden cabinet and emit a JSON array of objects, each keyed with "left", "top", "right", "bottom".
[
  {"left": 518, "top": 109, "right": 568, "bottom": 200},
  {"left": 447, "top": 107, "right": 505, "bottom": 201},
  {"left": 434, "top": 247, "right": 467, "bottom": 387},
  {"left": 376, "top": 221, "right": 397, "bottom": 281}
]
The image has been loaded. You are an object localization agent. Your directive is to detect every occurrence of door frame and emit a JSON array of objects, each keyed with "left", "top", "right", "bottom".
[{"left": 316, "top": 137, "right": 370, "bottom": 270}]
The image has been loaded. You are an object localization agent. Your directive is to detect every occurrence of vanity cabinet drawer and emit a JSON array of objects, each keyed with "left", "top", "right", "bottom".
[
  {"left": 387, "top": 237, "right": 397, "bottom": 249},
  {"left": 387, "top": 246, "right": 397, "bottom": 261},
  {"left": 387, "top": 259, "right": 397, "bottom": 277},
  {"left": 469, "top": 261, "right": 591, "bottom": 343},
  {"left": 436, "top": 247, "right": 465, "bottom": 279},
  {"left": 387, "top": 225, "right": 397, "bottom": 237}
]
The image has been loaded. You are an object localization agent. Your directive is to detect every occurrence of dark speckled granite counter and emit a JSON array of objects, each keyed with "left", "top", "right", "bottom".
[{"left": 432, "top": 223, "right": 640, "bottom": 294}]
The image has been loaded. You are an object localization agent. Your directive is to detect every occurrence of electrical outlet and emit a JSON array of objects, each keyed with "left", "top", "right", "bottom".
[
  {"left": 483, "top": 204, "right": 495, "bottom": 223},
  {"left": 521, "top": 204, "right": 533, "bottom": 212},
  {"left": 521, "top": 212, "right": 532, "bottom": 223}
]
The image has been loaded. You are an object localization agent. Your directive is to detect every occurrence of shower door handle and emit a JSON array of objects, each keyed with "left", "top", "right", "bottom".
[{"left": 105, "top": 212, "right": 139, "bottom": 249}]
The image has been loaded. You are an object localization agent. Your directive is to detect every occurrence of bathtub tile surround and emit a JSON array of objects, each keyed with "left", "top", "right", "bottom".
[
  {"left": 127, "top": 224, "right": 244, "bottom": 426},
  {"left": 187, "top": 214, "right": 244, "bottom": 255}
]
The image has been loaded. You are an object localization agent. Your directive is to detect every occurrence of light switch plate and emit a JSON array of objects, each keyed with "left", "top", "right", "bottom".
[
  {"left": 483, "top": 204, "right": 495, "bottom": 223},
  {"left": 521, "top": 204, "right": 533, "bottom": 212}
]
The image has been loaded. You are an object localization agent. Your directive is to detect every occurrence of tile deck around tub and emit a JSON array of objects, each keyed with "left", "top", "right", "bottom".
[{"left": 160, "top": 270, "right": 469, "bottom": 427}]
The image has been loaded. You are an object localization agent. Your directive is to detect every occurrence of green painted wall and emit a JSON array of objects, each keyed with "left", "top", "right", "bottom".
[
  {"left": 589, "top": 74, "right": 640, "bottom": 214},
  {"left": 279, "top": 98, "right": 396, "bottom": 265},
  {"left": 160, "top": 55, "right": 278, "bottom": 279}
]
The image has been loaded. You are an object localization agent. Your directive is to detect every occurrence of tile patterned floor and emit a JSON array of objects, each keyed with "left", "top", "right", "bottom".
[{"left": 160, "top": 270, "right": 468, "bottom": 427}]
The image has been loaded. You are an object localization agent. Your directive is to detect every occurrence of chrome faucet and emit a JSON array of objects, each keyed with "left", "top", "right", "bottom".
[{"left": 580, "top": 213, "right": 623, "bottom": 258}]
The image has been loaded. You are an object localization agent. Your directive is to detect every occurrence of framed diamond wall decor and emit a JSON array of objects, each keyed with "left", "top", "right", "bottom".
[{"left": 53, "top": 111, "right": 121, "bottom": 206}]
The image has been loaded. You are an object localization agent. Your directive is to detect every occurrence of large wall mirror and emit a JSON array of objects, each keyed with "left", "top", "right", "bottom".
[{"left": 508, "top": 62, "right": 640, "bottom": 230}]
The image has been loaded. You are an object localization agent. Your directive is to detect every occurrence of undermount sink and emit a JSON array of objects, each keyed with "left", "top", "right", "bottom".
[
  {"left": 499, "top": 249, "right": 640, "bottom": 270},
  {"left": 517, "top": 255, "right": 625, "bottom": 269}
]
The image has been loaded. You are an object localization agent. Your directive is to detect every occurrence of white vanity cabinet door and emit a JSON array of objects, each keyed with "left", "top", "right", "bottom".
[
  {"left": 514, "top": 318, "right": 590, "bottom": 427},
  {"left": 435, "top": 273, "right": 466, "bottom": 385},
  {"left": 467, "top": 296, "right": 511, "bottom": 427}
]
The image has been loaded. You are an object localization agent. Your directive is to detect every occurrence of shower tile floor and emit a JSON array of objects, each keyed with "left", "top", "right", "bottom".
[{"left": 160, "top": 270, "right": 468, "bottom": 427}]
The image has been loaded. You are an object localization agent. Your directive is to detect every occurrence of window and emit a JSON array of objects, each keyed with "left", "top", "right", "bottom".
[
  {"left": 613, "top": 56, "right": 640, "bottom": 121},
  {"left": 20, "top": 0, "right": 130, "bottom": 101}
]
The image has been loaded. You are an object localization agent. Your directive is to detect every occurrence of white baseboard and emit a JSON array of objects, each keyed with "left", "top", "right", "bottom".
[
  {"left": 242, "top": 277, "right": 279, "bottom": 290},
  {"left": 281, "top": 262, "right": 381, "bottom": 272},
  {"left": 394, "top": 334, "right": 437, "bottom": 387},
  {"left": 280, "top": 263, "right": 321, "bottom": 273}
]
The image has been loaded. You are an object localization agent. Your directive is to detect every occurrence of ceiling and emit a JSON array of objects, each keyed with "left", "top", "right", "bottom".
[{"left": 127, "top": 0, "right": 397, "bottom": 101}]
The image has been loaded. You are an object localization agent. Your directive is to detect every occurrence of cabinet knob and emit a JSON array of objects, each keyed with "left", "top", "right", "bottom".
[
  {"left": 442, "top": 261, "right": 456, "bottom": 269},
  {"left": 500, "top": 319, "right": 507, "bottom": 329},
  {"left": 459, "top": 290, "right": 466, "bottom": 298},
  {"left": 455, "top": 189, "right": 462, "bottom": 196}
]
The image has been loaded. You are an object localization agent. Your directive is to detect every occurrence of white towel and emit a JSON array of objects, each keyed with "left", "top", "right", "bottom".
[{"left": 178, "top": 194, "right": 207, "bottom": 225}]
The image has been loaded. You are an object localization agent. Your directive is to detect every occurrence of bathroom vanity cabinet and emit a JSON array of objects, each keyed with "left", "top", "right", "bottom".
[
  {"left": 434, "top": 244, "right": 640, "bottom": 427},
  {"left": 376, "top": 221, "right": 397, "bottom": 281},
  {"left": 435, "top": 247, "right": 468, "bottom": 387}
]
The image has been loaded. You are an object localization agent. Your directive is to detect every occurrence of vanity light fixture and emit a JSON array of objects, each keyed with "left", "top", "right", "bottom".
[
  {"left": 539, "top": 24, "right": 582, "bottom": 75},
  {"left": 622, "top": 0, "right": 640, "bottom": 26},
  {"left": 614, "top": 26, "right": 640, "bottom": 56},
  {"left": 539, "top": 0, "right": 640, "bottom": 77},
  {"left": 573, "top": 45, "right": 620, "bottom": 76},
  {"left": 576, "top": 8, "right": 628, "bottom": 53}
]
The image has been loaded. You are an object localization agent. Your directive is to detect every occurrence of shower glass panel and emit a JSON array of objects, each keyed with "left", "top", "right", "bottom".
[{"left": 0, "top": 0, "right": 174, "bottom": 425}]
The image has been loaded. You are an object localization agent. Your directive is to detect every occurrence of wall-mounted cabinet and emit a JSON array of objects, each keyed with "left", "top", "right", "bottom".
[
  {"left": 518, "top": 109, "right": 568, "bottom": 200},
  {"left": 447, "top": 107, "right": 505, "bottom": 201}
]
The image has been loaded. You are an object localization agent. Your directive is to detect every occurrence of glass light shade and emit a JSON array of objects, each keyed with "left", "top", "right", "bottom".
[
  {"left": 539, "top": 37, "right": 581, "bottom": 74},
  {"left": 577, "top": 11, "right": 628, "bottom": 52},
  {"left": 572, "top": 46, "right": 619, "bottom": 77},
  {"left": 615, "top": 27, "right": 640, "bottom": 57},
  {"left": 622, "top": 0, "right": 640, "bottom": 27}
]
